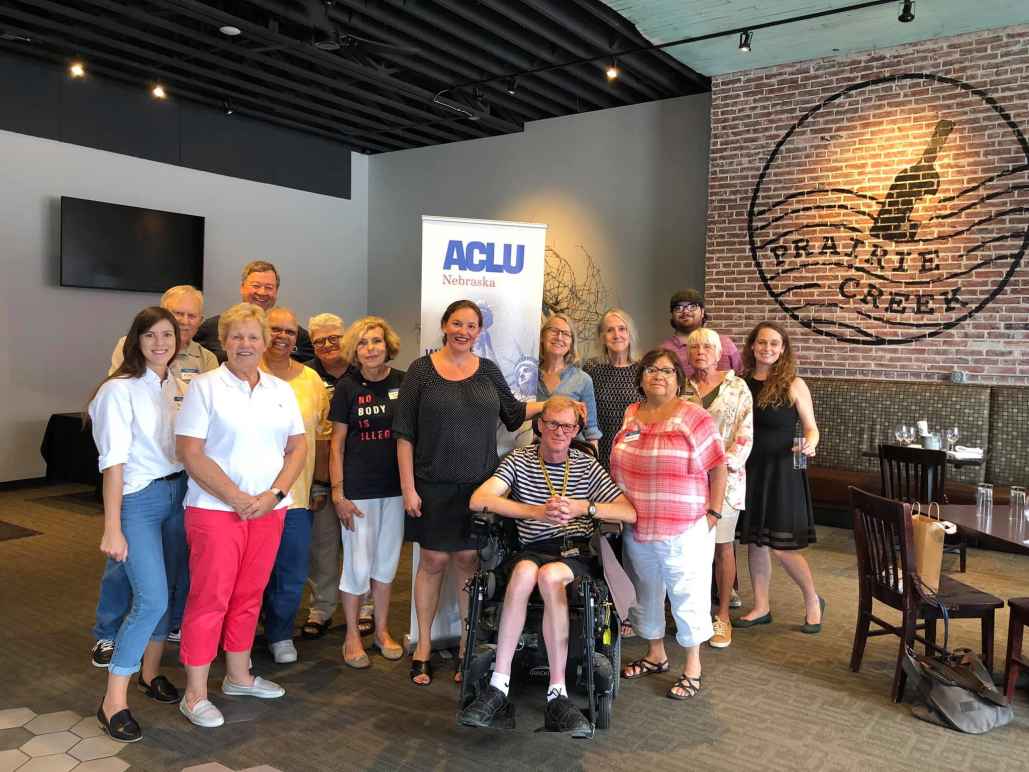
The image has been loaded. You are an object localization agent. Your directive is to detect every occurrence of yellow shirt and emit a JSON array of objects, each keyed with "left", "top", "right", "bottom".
[{"left": 260, "top": 362, "right": 330, "bottom": 509}]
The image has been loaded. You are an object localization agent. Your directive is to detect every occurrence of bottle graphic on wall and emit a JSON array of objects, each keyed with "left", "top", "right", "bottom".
[{"left": 870, "top": 119, "right": 955, "bottom": 243}]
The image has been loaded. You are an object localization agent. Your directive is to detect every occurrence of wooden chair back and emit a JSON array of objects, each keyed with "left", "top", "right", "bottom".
[
  {"left": 850, "top": 487, "right": 918, "bottom": 610},
  {"left": 878, "top": 444, "right": 947, "bottom": 504}
]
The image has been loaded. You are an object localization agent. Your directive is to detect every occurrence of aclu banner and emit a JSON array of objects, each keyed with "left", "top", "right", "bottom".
[{"left": 406, "top": 215, "right": 546, "bottom": 653}]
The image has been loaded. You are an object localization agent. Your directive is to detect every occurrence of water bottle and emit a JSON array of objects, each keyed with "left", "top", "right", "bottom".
[{"left": 793, "top": 435, "right": 807, "bottom": 470}]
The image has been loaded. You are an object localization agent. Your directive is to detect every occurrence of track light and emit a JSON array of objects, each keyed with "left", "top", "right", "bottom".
[
  {"left": 738, "top": 31, "right": 752, "bottom": 52},
  {"left": 898, "top": 0, "right": 914, "bottom": 22},
  {"left": 69, "top": 61, "right": 85, "bottom": 78},
  {"left": 605, "top": 60, "right": 619, "bottom": 81},
  {"left": 223, "top": 98, "right": 234, "bottom": 116},
  {"left": 505, "top": 76, "right": 518, "bottom": 96},
  {"left": 151, "top": 84, "right": 167, "bottom": 99}
]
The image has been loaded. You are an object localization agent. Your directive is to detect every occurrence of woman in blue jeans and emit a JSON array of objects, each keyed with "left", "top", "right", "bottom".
[{"left": 88, "top": 307, "right": 190, "bottom": 742}]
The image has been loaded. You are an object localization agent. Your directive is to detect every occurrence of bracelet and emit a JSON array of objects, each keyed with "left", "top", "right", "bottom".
[{"left": 707, "top": 508, "right": 722, "bottom": 520}]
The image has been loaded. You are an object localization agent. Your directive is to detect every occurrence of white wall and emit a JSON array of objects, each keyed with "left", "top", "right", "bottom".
[
  {"left": 0, "top": 129, "right": 367, "bottom": 482},
  {"left": 367, "top": 94, "right": 711, "bottom": 366}
]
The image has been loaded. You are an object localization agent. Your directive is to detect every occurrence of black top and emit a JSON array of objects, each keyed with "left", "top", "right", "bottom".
[
  {"left": 195, "top": 314, "right": 314, "bottom": 363},
  {"left": 330, "top": 368, "right": 405, "bottom": 500},
  {"left": 392, "top": 355, "right": 527, "bottom": 484},
  {"left": 305, "top": 357, "right": 351, "bottom": 399},
  {"left": 582, "top": 358, "right": 641, "bottom": 470}
]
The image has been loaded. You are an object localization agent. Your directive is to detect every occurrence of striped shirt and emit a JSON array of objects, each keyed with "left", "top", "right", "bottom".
[
  {"left": 610, "top": 398, "right": 726, "bottom": 541},
  {"left": 491, "top": 445, "right": 623, "bottom": 545}
]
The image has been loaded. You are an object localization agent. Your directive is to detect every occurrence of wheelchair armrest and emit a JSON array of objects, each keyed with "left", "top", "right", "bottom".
[{"left": 598, "top": 521, "right": 622, "bottom": 537}]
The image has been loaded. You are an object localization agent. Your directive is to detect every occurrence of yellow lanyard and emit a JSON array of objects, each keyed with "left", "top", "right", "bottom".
[{"left": 538, "top": 452, "right": 570, "bottom": 497}]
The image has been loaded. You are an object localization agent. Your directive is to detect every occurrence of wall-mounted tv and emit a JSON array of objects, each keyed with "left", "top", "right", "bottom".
[{"left": 60, "top": 197, "right": 204, "bottom": 293}]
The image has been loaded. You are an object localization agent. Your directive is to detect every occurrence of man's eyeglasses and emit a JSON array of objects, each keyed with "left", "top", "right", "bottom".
[
  {"left": 312, "top": 334, "right": 342, "bottom": 348},
  {"left": 644, "top": 366, "right": 676, "bottom": 376},
  {"left": 540, "top": 419, "right": 578, "bottom": 434},
  {"left": 270, "top": 326, "right": 298, "bottom": 338},
  {"left": 671, "top": 302, "right": 701, "bottom": 314}
]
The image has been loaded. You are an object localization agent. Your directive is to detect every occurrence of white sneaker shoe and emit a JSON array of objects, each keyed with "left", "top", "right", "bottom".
[
  {"left": 269, "top": 639, "right": 298, "bottom": 664},
  {"left": 729, "top": 589, "right": 743, "bottom": 609},
  {"left": 222, "top": 675, "right": 285, "bottom": 699},
  {"left": 179, "top": 697, "right": 225, "bottom": 728}
]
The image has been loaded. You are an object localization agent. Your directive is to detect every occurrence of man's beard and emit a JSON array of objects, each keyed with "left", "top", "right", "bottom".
[{"left": 671, "top": 318, "right": 698, "bottom": 335}]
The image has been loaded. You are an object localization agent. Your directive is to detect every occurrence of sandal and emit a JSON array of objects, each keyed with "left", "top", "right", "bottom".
[
  {"left": 410, "top": 659, "right": 433, "bottom": 686},
  {"left": 357, "top": 617, "right": 374, "bottom": 637},
  {"left": 301, "top": 619, "right": 332, "bottom": 639},
  {"left": 622, "top": 657, "right": 669, "bottom": 679},
  {"left": 620, "top": 619, "right": 636, "bottom": 639},
  {"left": 666, "top": 674, "right": 702, "bottom": 701}
]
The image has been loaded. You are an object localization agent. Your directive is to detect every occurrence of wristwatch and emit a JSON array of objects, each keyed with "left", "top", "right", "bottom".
[
  {"left": 587, "top": 501, "right": 597, "bottom": 517},
  {"left": 270, "top": 487, "right": 286, "bottom": 502},
  {"left": 707, "top": 508, "right": 722, "bottom": 520}
]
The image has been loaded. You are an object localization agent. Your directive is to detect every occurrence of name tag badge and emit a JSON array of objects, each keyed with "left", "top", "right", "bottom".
[
  {"left": 561, "top": 546, "right": 581, "bottom": 558},
  {"left": 388, "top": 389, "right": 400, "bottom": 400},
  {"left": 623, "top": 428, "right": 641, "bottom": 442},
  {"left": 180, "top": 368, "right": 199, "bottom": 374}
]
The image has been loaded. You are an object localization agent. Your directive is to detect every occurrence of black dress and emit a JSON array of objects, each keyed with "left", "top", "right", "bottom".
[
  {"left": 736, "top": 376, "right": 816, "bottom": 550},
  {"left": 582, "top": 358, "right": 641, "bottom": 470}
]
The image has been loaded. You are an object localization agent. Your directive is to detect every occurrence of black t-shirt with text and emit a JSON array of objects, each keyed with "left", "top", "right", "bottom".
[{"left": 329, "top": 368, "right": 405, "bottom": 500}]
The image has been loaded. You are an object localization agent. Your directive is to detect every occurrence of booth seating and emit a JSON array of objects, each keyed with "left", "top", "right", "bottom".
[{"left": 805, "top": 378, "right": 1029, "bottom": 514}]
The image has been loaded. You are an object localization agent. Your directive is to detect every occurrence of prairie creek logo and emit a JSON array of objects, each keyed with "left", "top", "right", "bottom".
[{"left": 748, "top": 74, "right": 1029, "bottom": 345}]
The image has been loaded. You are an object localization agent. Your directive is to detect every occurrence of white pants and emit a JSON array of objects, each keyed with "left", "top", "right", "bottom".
[
  {"left": 624, "top": 517, "right": 716, "bottom": 648},
  {"left": 339, "top": 496, "right": 405, "bottom": 596}
]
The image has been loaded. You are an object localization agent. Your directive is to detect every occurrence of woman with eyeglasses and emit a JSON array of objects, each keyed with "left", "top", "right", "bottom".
[
  {"left": 610, "top": 349, "right": 727, "bottom": 702},
  {"left": 583, "top": 308, "right": 641, "bottom": 470},
  {"left": 257, "top": 307, "right": 331, "bottom": 665},
  {"left": 537, "top": 313, "right": 601, "bottom": 450}
]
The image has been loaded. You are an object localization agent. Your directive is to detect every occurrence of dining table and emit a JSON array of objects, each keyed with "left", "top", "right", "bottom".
[{"left": 938, "top": 504, "right": 1029, "bottom": 555}]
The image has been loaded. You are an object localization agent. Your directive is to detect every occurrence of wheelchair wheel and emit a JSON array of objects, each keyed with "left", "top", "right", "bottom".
[{"left": 596, "top": 692, "right": 613, "bottom": 730}]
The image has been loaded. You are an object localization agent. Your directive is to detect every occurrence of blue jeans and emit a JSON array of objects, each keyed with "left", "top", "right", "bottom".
[
  {"left": 108, "top": 475, "right": 188, "bottom": 676},
  {"left": 262, "top": 507, "right": 313, "bottom": 644}
]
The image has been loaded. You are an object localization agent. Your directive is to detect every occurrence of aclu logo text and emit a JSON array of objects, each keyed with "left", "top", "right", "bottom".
[{"left": 443, "top": 240, "right": 525, "bottom": 274}]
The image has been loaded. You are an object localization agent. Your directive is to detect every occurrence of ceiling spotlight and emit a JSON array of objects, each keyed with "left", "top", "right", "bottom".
[
  {"left": 605, "top": 60, "right": 619, "bottom": 81},
  {"left": 69, "top": 61, "right": 85, "bottom": 78},
  {"left": 739, "top": 30, "right": 753, "bottom": 52},
  {"left": 0, "top": 32, "right": 32, "bottom": 43},
  {"left": 223, "top": 98, "right": 234, "bottom": 116},
  {"left": 218, "top": 25, "right": 242, "bottom": 36},
  {"left": 151, "top": 84, "right": 167, "bottom": 99},
  {"left": 505, "top": 77, "right": 518, "bottom": 96},
  {"left": 898, "top": 0, "right": 915, "bottom": 22}
]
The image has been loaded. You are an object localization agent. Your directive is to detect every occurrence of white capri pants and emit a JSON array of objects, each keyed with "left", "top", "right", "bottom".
[
  {"left": 339, "top": 495, "right": 405, "bottom": 596},
  {"left": 624, "top": 516, "right": 716, "bottom": 648}
]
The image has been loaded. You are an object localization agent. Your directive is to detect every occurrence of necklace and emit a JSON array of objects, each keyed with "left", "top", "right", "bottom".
[{"left": 537, "top": 451, "right": 569, "bottom": 497}]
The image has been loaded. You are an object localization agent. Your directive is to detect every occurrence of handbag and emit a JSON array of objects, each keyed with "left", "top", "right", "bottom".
[{"left": 909, "top": 501, "right": 949, "bottom": 592}]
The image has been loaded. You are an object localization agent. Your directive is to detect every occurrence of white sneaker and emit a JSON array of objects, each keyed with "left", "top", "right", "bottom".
[
  {"left": 222, "top": 675, "right": 285, "bottom": 699},
  {"left": 269, "top": 639, "right": 298, "bottom": 664},
  {"left": 179, "top": 697, "right": 224, "bottom": 728},
  {"left": 729, "top": 589, "right": 743, "bottom": 609}
]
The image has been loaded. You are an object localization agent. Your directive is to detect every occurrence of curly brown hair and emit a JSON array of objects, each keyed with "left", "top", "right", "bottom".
[{"left": 742, "top": 321, "right": 797, "bottom": 408}]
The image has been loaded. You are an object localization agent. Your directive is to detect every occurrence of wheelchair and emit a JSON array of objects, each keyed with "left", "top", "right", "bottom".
[{"left": 458, "top": 510, "right": 623, "bottom": 734}]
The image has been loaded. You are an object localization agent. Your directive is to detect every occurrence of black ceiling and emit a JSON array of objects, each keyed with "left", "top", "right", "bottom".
[{"left": 0, "top": 0, "right": 709, "bottom": 154}]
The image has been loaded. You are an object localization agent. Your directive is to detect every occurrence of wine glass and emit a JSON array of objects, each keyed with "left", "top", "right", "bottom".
[
  {"left": 945, "top": 426, "right": 960, "bottom": 452},
  {"left": 894, "top": 424, "right": 907, "bottom": 446}
]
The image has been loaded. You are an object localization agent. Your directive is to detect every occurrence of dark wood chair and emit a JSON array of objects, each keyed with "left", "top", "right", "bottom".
[
  {"left": 1004, "top": 597, "right": 1029, "bottom": 702},
  {"left": 848, "top": 487, "right": 1002, "bottom": 702},
  {"left": 878, "top": 443, "right": 967, "bottom": 572}
]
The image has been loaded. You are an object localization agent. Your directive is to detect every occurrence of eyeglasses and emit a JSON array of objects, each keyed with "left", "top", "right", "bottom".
[
  {"left": 541, "top": 419, "right": 579, "bottom": 434},
  {"left": 644, "top": 366, "right": 676, "bottom": 376},
  {"left": 270, "top": 326, "right": 298, "bottom": 338},
  {"left": 672, "top": 302, "right": 701, "bottom": 313},
  {"left": 312, "top": 334, "right": 342, "bottom": 348},
  {"left": 546, "top": 328, "right": 573, "bottom": 340}
]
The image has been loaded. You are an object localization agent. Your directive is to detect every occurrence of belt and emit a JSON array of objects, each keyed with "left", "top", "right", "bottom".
[{"left": 157, "top": 470, "right": 185, "bottom": 482}]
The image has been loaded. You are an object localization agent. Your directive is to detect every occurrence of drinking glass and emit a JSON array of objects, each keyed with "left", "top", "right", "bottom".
[
  {"left": 793, "top": 436, "right": 807, "bottom": 470},
  {"left": 945, "top": 426, "right": 960, "bottom": 452},
  {"left": 903, "top": 425, "right": 916, "bottom": 446},
  {"left": 1010, "top": 486, "right": 1027, "bottom": 521},
  {"left": 976, "top": 483, "right": 993, "bottom": 522}
]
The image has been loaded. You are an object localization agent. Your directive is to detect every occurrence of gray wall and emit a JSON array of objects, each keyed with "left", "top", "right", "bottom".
[
  {"left": 368, "top": 94, "right": 711, "bottom": 366},
  {"left": 0, "top": 128, "right": 367, "bottom": 482}
]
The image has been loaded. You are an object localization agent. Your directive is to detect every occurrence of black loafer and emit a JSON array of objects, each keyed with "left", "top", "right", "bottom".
[
  {"left": 544, "top": 696, "right": 592, "bottom": 739},
  {"left": 138, "top": 674, "right": 180, "bottom": 704},
  {"left": 458, "top": 685, "right": 512, "bottom": 728},
  {"left": 97, "top": 704, "right": 142, "bottom": 743}
]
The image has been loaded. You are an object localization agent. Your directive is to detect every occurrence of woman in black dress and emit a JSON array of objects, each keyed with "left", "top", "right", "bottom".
[
  {"left": 734, "top": 321, "right": 824, "bottom": 633},
  {"left": 394, "top": 300, "right": 546, "bottom": 685},
  {"left": 582, "top": 308, "right": 641, "bottom": 470}
]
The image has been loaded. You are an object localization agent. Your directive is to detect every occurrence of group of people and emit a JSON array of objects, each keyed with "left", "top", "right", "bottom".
[{"left": 85, "top": 259, "right": 822, "bottom": 743}]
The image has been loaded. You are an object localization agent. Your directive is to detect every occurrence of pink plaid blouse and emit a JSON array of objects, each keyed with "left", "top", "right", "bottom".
[{"left": 610, "top": 399, "right": 726, "bottom": 542}]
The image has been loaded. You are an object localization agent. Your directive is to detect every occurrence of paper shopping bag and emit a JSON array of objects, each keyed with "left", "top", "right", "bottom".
[{"left": 911, "top": 502, "right": 946, "bottom": 592}]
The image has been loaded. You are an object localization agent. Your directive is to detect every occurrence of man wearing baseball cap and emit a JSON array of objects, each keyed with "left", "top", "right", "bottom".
[{"left": 660, "top": 289, "right": 742, "bottom": 379}]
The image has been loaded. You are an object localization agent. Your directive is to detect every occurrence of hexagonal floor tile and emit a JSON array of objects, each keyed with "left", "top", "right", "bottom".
[
  {"left": 20, "top": 733, "right": 77, "bottom": 758},
  {"left": 23, "top": 714, "right": 79, "bottom": 736},
  {"left": 0, "top": 709, "right": 36, "bottom": 730},
  {"left": 69, "top": 736, "right": 125, "bottom": 762},
  {"left": 17, "top": 755, "right": 78, "bottom": 772},
  {"left": 70, "top": 717, "right": 103, "bottom": 739},
  {"left": 76, "top": 758, "right": 130, "bottom": 772},
  {"left": 0, "top": 748, "right": 29, "bottom": 772},
  {"left": 181, "top": 764, "right": 235, "bottom": 772}
]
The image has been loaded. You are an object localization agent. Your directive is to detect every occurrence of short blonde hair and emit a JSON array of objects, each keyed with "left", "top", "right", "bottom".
[
  {"left": 341, "top": 316, "right": 401, "bottom": 366},
  {"left": 596, "top": 307, "right": 638, "bottom": 362},
  {"left": 218, "top": 302, "right": 270, "bottom": 346},
  {"left": 160, "top": 285, "right": 203, "bottom": 310},
  {"left": 308, "top": 313, "right": 344, "bottom": 333},
  {"left": 539, "top": 312, "right": 579, "bottom": 365},
  {"left": 541, "top": 394, "right": 580, "bottom": 420},
  {"left": 686, "top": 327, "right": 722, "bottom": 358}
]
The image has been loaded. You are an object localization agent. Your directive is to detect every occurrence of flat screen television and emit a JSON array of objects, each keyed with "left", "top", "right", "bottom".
[{"left": 60, "top": 196, "right": 204, "bottom": 292}]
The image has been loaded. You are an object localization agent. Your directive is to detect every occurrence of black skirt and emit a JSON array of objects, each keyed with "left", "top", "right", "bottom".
[{"left": 404, "top": 478, "right": 482, "bottom": 552}]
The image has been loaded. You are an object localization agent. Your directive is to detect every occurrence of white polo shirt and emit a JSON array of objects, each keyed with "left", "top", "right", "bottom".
[
  {"left": 176, "top": 364, "right": 305, "bottom": 511},
  {"left": 88, "top": 368, "right": 186, "bottom": 495}
]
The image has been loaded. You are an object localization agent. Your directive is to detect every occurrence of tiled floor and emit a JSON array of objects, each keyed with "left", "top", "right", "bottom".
[{"left": 2, "top": 483, "right": 1028, "bottom": 771}]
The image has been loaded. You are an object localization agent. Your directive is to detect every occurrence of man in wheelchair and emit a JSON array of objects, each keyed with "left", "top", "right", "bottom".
[{"left": 459, "top": 395, "right": 636, "bottom": 735}]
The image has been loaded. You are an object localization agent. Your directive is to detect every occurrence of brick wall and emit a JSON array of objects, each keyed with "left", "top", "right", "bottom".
[{"left": 704, "top": 25, "right": 1029, "bottom": 384}]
